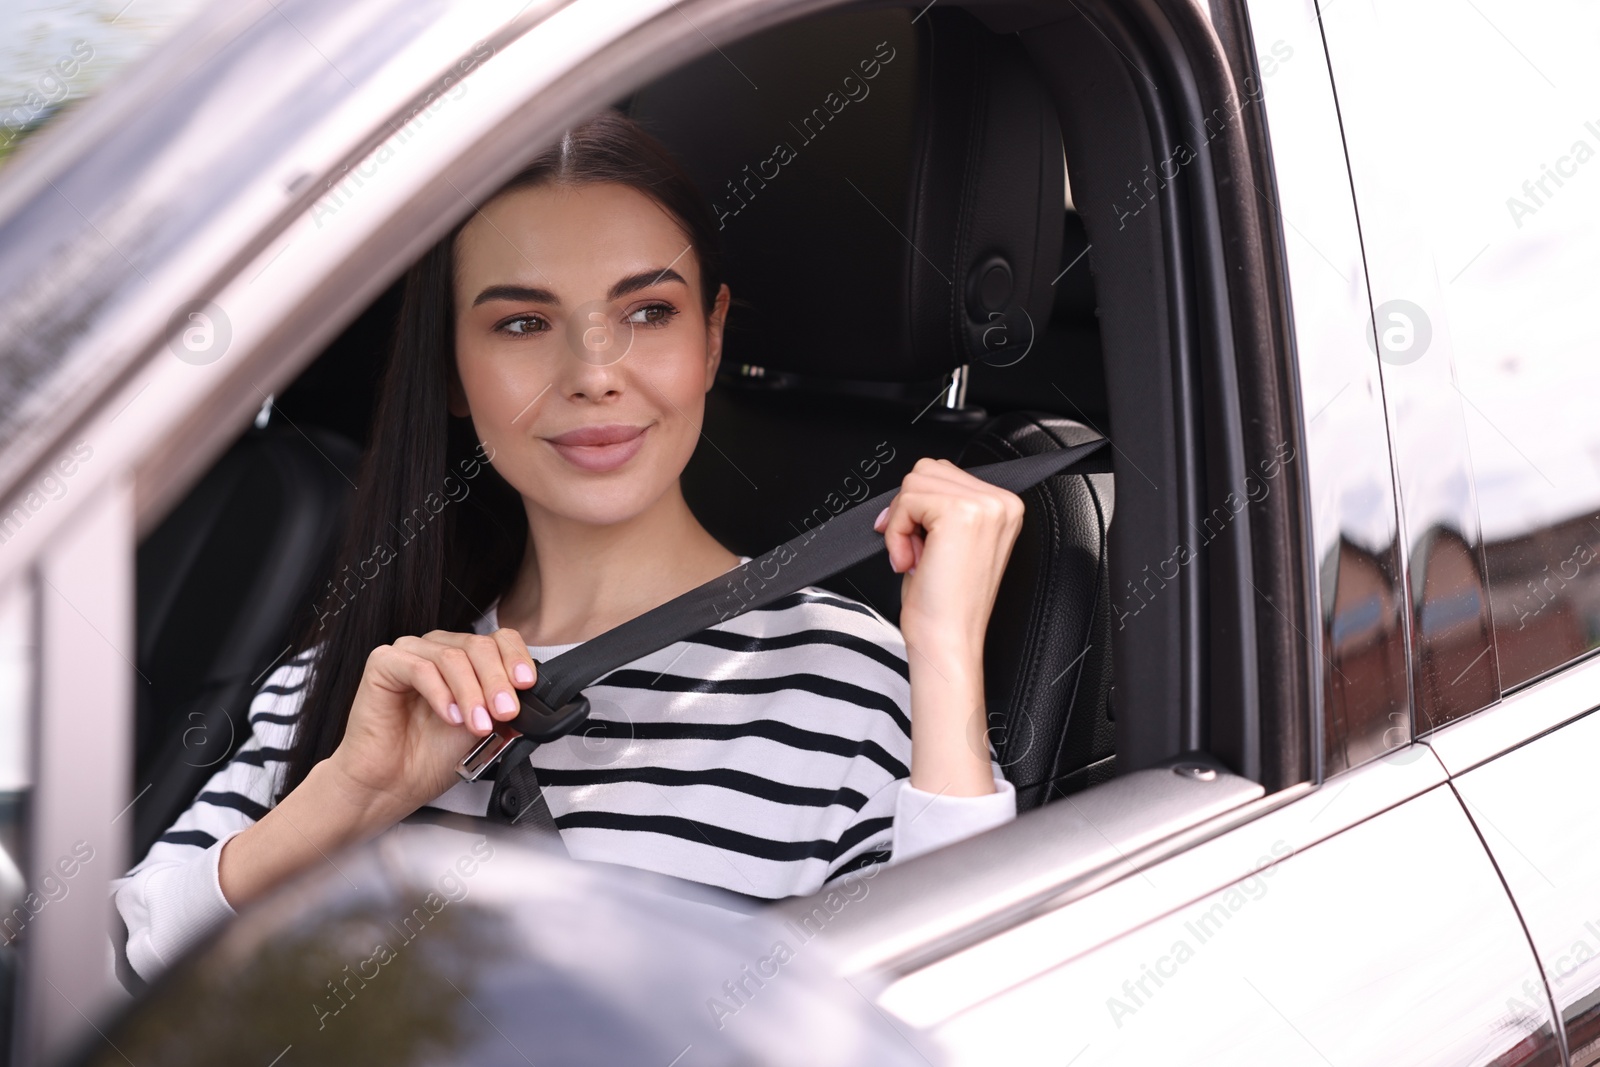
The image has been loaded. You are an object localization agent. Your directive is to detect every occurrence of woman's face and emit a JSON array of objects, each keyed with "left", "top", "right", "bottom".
[{"left": 450, "top": 180, "right": 730, "bottom": 528}]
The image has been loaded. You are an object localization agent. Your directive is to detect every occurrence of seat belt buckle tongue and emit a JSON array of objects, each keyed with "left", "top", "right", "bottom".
[
  {"left": 455, "top": 684, "right": 592, "bottom": 782},
  {"left": 458, "top": 727, "right": 518, "bottom": 782}
]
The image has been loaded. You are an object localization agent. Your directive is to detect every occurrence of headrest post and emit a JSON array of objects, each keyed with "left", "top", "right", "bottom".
[{"left": 943, "top": 364, "right": 970, "bottom": 410}]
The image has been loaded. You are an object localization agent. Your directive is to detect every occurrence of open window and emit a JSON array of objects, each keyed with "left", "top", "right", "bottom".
[
  {"left": 0, "top": 0, "right": 1321, "bottom": 1054},
  {"left": 127, "top": 1, "right": 1312, "bottom": 870}
]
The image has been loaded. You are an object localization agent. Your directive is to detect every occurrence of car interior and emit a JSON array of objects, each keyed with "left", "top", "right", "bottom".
[{"left": 128, "top": 2, "right": 1303, "bottom": 861}]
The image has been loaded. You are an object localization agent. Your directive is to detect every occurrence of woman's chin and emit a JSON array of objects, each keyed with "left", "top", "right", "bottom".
[{"left": 536, "top": 488, "right": 659, "bottom": 530}]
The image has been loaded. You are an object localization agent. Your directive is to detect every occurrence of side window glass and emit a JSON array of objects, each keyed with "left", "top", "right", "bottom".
[
  {"left": 1322, "top": 0, "right": 1600, "bottom": 700},
  {"left": 1420, "top": 5, "right": 1600, "bottom": 688}
]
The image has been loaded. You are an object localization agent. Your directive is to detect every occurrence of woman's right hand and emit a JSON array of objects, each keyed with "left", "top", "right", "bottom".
[
  {"left": 327, "top": 628, "right": 539, "bottom": 817},
  {"left": 220, "top": 628, "right": 538, "bottom": 911}
]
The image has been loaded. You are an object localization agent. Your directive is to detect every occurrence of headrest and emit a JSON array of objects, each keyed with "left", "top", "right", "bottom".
[{"left": 628, "top": 6, "right": 1064, "bottom": 383}]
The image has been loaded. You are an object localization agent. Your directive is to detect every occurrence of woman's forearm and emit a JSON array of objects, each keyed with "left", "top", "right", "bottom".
[
  {"left": 217, "top": 758, "right": 413, "bottom": 910},
  {"left": 906, "top": 636, "right": 997, "bottom": 796}
]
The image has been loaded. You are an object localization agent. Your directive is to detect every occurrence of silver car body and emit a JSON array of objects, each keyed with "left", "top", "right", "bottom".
[{"left": 1, "top": 0, "right": 1595, "bottom": 1063}]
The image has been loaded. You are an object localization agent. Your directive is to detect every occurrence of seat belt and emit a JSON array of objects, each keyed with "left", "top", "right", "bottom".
[{"left": 473, "top": 435, "right": 1110, "bottom": 830}]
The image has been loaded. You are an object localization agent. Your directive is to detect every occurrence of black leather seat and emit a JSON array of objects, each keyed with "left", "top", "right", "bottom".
[
  {"left": 133, "top": 424, "right": 359, "bottom": 856},
  {"left": 632, "top": 5, "right": 1116, "bottom": 808},
  {"left": 958, "top": 413, "right": 1115, "bottom": 807}
]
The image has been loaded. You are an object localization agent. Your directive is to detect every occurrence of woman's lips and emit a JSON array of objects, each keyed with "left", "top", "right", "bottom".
[{"left": 547, "top": 424, "right": 648, "bottom": 472}]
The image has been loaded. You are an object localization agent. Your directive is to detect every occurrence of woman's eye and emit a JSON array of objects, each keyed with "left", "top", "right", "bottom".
[
  {"left": 498, "top": 314, "right": 549, "bottom": 336},
  {"left": 627, "top": 302, "right": 678, "bottom": 328}
]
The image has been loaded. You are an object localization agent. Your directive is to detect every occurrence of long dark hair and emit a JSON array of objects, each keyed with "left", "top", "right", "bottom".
[{"left": 276, "top": 108, "right": 724, "bottom": 802}]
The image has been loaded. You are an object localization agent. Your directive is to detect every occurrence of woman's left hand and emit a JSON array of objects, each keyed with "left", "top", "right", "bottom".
[
  {"left": 873, "top": 457, "right": 1026, "bottom": 658},
  {"left": 873, "top": 458, "right": 1026, "bottom": 795}
]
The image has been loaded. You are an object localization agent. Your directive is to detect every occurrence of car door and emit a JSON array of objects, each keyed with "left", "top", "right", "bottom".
[
  {"left": 1316, "top": 1, "right": 1600, "bottom": 1062},
  {"left": 1439, "top": 685, "right": 1600, "bottom": 1066},
  {"left": 770, "top": 0, "right": 1562, "bottom": 1062}
]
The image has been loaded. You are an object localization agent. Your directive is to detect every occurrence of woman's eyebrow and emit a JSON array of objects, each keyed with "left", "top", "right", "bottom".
[
  {"left": 610, "top": 267, "right": 687, "bottom": 299},
  {"left": 473, "top": 284, "right": 557, "bottom": 307},
  {"left": 471, "top": 267, "right": 686, "bottom": 308}
]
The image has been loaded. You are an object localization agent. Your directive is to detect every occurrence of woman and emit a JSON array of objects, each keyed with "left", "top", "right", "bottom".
[{"left": 113, "top": 110, "right": 1024, "bottom": 983}]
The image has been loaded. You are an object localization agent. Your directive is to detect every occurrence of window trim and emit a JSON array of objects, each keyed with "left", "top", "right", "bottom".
[{"left": 1426, "top": 649, "right": 1600, "bottom": 775}]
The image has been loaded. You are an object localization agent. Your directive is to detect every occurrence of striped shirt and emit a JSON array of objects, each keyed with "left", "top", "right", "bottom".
[{"left": 111, "top": 561, "right": 1015, "bottom": 981}]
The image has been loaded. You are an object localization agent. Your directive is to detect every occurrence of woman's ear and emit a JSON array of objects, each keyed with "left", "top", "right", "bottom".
[
  {"left": 705, "top": 283, "right": 731, "bottom": 390},
  {"left": 447, "top": 361, "right": 471, "bottom": 418}
]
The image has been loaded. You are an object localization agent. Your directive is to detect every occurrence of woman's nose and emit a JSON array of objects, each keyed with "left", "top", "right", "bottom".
[{"left": 558, "top": 300, "right": 633, "bottom": 397}]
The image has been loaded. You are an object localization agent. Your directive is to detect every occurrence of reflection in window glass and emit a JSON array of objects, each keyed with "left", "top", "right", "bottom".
[
  {"left": 0, "top": 0, "right": 209, "bottom": 168},
  {"left": 1328, "top": 0, "right": 1600, "bottom": 693},
  {"left": 1398, "top": 2, "right": 1600, "bottom": 688}
]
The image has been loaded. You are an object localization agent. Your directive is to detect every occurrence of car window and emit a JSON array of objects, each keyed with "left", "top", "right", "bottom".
[
  {"left": 1, "top": 0, "right": 1320, "bottom": 1053},
  {"left": 1407, "top": 5, "right": 1600, "bottom": 691},
  {"left": 0, "top": 0, "right": 210, "bottom": 168},
  {"left": 1322, "top": 0, "right": 1600, "bottom": 702}
]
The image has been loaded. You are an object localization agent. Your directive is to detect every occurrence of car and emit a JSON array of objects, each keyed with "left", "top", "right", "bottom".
[{"left": 1, "top": 0, "right": 1597, "bottom": 1063}]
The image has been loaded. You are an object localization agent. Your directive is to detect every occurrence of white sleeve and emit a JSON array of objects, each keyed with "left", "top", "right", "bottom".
[
  {"left": 889, "top": 759, "right": 1017, "bottom": 864},
  {"left": 110, "top": 648, "right": 316, "bottom": 982}
]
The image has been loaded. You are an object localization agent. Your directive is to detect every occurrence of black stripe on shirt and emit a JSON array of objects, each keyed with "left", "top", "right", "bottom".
[
  {"left": 257, "top": 679, "right": 309, "bottom": 698},
  {"left": 687, "top": 627, "right": 909, "bottom": 681},
  {"left": 232, "top": 747, "right": 292, "bottom": 766},
  {"left": 556, "top": 811, "right": 895, "bottom": 869},
  {"left": 825, "top": 848, "right": 892, "bottom": 882},
  {"left": 533, "top": 765, "right": 870, "bottom": 811},
  {"left": 196, "top": 790, "right": 270, "bottom": 821},
  {"left": 595, "top": 670, "right": 911, "bottom": 738},
  {"left": 555, "top": 810, "right": 836, "bottom": 867},
  {"left": 158, "top": 830, "right": 217, "bottom": 848},
  {"left": 831, "top": 815, "right": 894, "bottom": 860},
  {"left": 576, "top": 718, "right": 909, "bottom": 780}
]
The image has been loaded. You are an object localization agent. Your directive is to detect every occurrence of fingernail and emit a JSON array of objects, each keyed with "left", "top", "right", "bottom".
[
  {"left": 514, "top": 663, "right": 534, "bottom": 684},
  {"left": 447, "top": 702, "right": 462, "bottom": 724},
  {"left": 874, "top": 506, "right": 889, "bottom": 530},
  {"left": 472, "top": 705, "right": 490, "bottom": 732},
  {"left": 909, "top": 565, "right": 916, "bottom": 575},
  {"left": 495, "top": 689, "right": 518, "bottom": 714}
]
